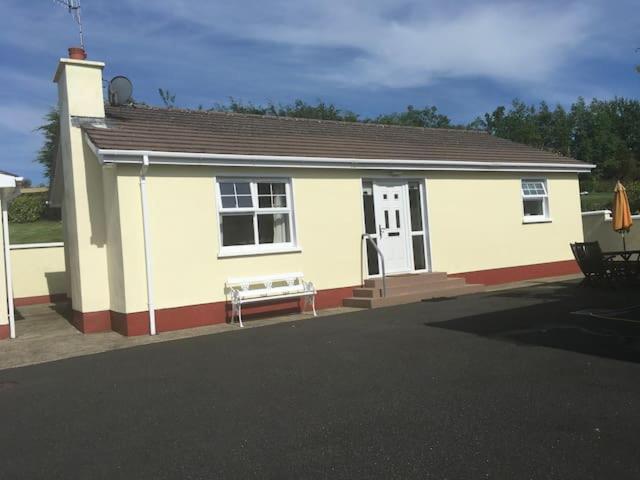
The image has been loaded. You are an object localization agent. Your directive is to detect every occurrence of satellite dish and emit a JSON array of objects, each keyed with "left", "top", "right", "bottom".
[{"left": 108, "top": 76, "right": 133, "bottom": 106}]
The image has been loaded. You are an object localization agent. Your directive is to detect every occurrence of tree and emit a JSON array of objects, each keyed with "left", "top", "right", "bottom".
[
  {"left": 211, "top": 98, "right": 359, "bottom": 122},
  {"left": 374, "top": 105, "right": 452, "bottom": 128},
  {"left": 34, "top": 107, "right": 59, "bottom": 180},
  {"left": 481, "top": 97, "right": 640, "bottom": 180}
]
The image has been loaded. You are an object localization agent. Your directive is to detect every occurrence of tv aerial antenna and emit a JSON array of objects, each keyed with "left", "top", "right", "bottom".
[{"left": 53, "top": 0, "right": 85, "bottom": 49}]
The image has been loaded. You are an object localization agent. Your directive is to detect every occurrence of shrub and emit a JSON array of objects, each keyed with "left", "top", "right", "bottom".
[
  {"left": 8, "top": 193, "right": 46, "bottom": 223},
  {"left": 626, "top": 181, "right": 640, "bottom": 214}
]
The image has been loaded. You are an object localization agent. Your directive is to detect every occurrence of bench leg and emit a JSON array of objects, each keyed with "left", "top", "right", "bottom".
[
  {"left": 237, "top": 303, "right": 244, "bottom": 328},
  {"left": 303, "top": 294, "right": 317, "bottom": 316}
]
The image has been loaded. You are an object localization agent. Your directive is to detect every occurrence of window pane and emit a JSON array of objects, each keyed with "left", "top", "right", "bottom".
[
  {"left": 258, "top": 214, "right": 291, "bottom": 244},
  {"left": 237, "top": 195, "right": 253, "bottom": 208},
  {"left": 234, "top": 182, "right": 251, "bottom": 195},
  {"left": 362, "top": 183, "right": 376, "bottom": 234},
  {"left": 366, "top": 239, "right": 379, "bottom": 275},
  {"left": 523, "top": 199, "right": 544, "bottom": 216},
  {"left": 271, "top": 183, "right": 286, "bottom": 195},
  {"left": 219, "top": 183, "right": 235, "bottom": 195},
  {"left": 221, "top": 196, "right": 236, "bottom": 208},
  {"left": 412, "top": 235, "right": 426, "bottom": 270},
  {"left": 522, "top": 181, "right": 546, "bottom": 197},
  {"left": 258, "top": 196, "right": 273, "bottom": 208},
  {"left": 408, "top": 183, "right": 423, "bottom": 231},
  {"left": 257, "top": 183, "right": 270, "bottom": 195},
  {"left": 221, "top": 215, "right": 255, "bottom": 246},
  {"left": 273, "top": 195, "right": 287, "bottom": 208}
]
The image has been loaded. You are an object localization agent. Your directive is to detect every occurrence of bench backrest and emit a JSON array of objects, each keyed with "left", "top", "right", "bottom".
[
  {"left": 570, "top": 242, "right": 605, "bottom": 275},
  {"left": 226, "top": 272, "right": 305, "bottom": 293}
]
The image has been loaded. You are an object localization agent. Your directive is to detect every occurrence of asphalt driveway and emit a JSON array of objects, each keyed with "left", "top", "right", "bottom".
[{"left": 1, "top": 280, "right": 639, "bottom": 479}]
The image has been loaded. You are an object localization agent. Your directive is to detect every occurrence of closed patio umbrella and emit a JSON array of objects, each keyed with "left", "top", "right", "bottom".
[{"left": 612, "top": 181, "right": 633, "bottom": 251}]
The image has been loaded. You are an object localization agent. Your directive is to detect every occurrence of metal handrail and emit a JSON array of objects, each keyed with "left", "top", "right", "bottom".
[{"left": 362, "top": 234, "right": 386, "bottom": 297}]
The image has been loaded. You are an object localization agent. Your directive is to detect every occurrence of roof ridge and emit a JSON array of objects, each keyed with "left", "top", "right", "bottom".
[{"left": 105, "top": 103, "right": 488, "bottom": 135}]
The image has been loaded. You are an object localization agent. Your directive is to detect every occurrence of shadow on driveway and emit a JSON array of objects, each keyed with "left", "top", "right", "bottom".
[{"left": 427, "top": 282, "right": 640, "bottom": 363}]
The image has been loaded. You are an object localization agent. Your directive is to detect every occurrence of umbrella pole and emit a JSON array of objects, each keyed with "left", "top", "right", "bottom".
[{"left": 622, "top": 231, "right": 627, "bottom": 252}]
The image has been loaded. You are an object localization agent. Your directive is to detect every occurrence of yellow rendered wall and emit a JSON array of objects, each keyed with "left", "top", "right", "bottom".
[
  {"left": 102, "top": 166, "right": 126, "bottom": 312},
  {"left": 110, "top": 167, "right": 583, "bottom": 313},
  {"left": 10, "top": 246, "right": 67, "bottom": 299},
  {"left": 113, "top": 166, "right": 365, "bottom": 312},
  {"left": 427, "top": 172, "right": 583, "bottom": 273},
  {"left": 582, "top": 211, "right": 640, "bottom": 251},
  {"left": 0, "top": 196, "right": 7, "bottom": 325},
  {"left": 56, "top": 60, "right": 110, "bottom": 313}
]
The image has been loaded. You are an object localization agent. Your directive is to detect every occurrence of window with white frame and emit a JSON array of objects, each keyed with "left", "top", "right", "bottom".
[
  {"left": 521, "top": 179, "right": 550, "bottom": 222},
  {"left": 216, "top": 178, "right": 296, "bottom": 254}
]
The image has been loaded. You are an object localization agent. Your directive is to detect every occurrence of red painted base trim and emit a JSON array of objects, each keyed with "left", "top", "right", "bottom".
[
  {"left": 70, "top": 310, "right": 112, "bottom": 334},
  {"left": 451, "top": 259, "right": 580, "bottom": 286},
  {"left": 107, "top": 285, "right": 356, "bottom": 337},
  {"left": 0, "top": 324, "right": 9, "bottom": 340},
  {"left": 14, "top": 293, "right": 68, "bottom": 307}
]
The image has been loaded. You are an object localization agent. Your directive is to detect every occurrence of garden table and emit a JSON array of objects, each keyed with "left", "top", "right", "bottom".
[{"left": 602, "top": 250, "right": 640, "bottom": 279}]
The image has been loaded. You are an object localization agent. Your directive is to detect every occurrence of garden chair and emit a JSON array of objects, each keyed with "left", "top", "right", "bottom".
[{"left": 570, "top": 242, "right": 626, "bottom": 285}]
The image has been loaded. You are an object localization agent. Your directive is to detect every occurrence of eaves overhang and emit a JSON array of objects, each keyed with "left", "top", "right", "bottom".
[{"left": 84, "top": 134, "right": 595, "bottom": 174}]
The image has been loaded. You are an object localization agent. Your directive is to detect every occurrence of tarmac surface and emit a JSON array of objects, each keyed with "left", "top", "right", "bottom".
[{"left": 1, "top": 280, "right": 639, "bottom": 479}]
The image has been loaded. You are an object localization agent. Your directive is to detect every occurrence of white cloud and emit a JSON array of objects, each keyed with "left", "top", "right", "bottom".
[
  {"left": 122, "top": 0, "right": 599, "bottom": 88},
  {"left": 1, "top": 0, "right": 634, "bottom": 92}
]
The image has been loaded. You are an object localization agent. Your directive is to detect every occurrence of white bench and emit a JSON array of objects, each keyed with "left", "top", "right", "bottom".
[{"left": 226, "top": 272, "right": 317, "bottom": 327}]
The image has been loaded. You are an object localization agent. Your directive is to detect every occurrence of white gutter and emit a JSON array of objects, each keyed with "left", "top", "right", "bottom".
[
  {"left": 87, "top": 141, "right": 595, "bottom": 173},
  {"left": 139, "top": 155, "right": 157, "bottom": 335}
]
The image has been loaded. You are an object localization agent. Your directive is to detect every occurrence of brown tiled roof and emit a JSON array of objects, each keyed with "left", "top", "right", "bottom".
[{"left": 82, "top": 105, "right": 586, "bottom": 165}]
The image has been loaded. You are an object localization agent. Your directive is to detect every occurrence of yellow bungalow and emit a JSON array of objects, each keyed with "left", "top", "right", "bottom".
[{"left": 44, "top": 56, "right": 592, "bottom": 336}]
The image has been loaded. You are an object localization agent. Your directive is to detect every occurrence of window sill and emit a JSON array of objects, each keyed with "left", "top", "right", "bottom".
[
  {"left": 218, "top": 246, "right": 302, "bottom": 258},
  {"left": 522, "top": 217, "right": 552, "bottom": 224}
]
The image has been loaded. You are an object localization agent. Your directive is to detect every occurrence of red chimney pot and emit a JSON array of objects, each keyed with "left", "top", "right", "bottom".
[{"left": 68, "top": 47, "right": 87, "bottom": 60}]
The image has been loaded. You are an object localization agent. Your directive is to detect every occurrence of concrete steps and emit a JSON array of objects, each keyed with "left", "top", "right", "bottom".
[{"left": 343, "top": 272, "right": 485, "bottom": 309}]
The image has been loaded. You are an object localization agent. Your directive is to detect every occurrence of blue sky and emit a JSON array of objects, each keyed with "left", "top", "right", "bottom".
[{"left": 1, "top": 0, "right": 639, "bottom": 184}]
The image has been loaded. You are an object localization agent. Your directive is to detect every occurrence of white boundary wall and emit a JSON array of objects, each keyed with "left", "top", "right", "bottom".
[
  {"left": 582, "top": 210, "right": 640, "bottom": 251},
  {"left": 9, "top": 242, "right": 67, "bottom": 301}
]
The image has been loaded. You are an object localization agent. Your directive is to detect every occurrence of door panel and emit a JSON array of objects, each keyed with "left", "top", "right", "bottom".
[{"left": 373, "top": 181, "right": 412, "bottom": 273}]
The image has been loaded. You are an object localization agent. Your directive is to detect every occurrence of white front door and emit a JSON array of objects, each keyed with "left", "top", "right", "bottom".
[{"left": 373, "top": 181, "right": 412, "bottom": 274}]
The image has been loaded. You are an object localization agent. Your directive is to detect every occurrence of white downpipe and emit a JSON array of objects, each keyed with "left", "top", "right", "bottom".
[
  {"left": 1, "top": 196, "right": 15, "bottom": 339},
  {"left": 139, "top": 155, "right": 157, "bottom": 335}
]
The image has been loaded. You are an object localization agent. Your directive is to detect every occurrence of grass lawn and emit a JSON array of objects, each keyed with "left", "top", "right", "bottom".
[{"left": 8, "top": 220, "right": 63, "bottom": 244}]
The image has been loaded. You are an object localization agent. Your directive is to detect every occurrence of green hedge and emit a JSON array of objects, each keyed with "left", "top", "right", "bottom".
[
  {"left": 580, "top": 182, "right": 640, "bottom": 214},
  {"left": 8, "top": 193, "right": 46, "bottom": 223}
]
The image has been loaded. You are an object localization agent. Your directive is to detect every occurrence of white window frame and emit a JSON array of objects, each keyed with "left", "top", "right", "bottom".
[
  {"left": 215, "top": 177, "right": 299, "bottom": 257},
  {"left": 407, "top": 180, "right": 430, "bottom": 272},
  {"left": 521, "top": 178, "right": 551, "bottom": 223}
]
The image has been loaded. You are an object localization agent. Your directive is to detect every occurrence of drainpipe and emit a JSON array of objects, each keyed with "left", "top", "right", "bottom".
[
  {"left": 1, "top": 192, "right": 15, "bottom": 339},
  {"left": 139, "top": 155, "right": 157, "bottom": 335}
]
